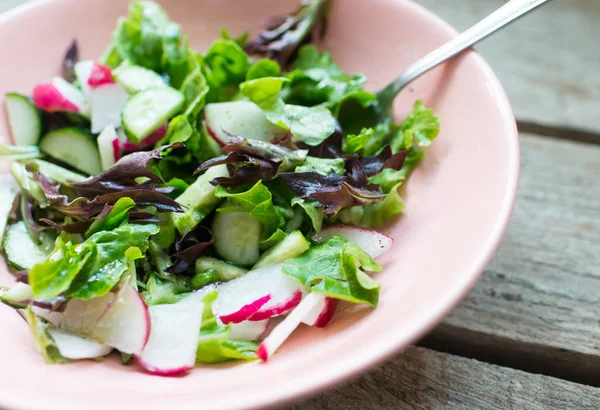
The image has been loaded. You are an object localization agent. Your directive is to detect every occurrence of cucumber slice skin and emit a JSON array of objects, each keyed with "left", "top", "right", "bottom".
[
  {"left": 195, "top": 256, "right": 248, "bottom": 282},
  {"left": 122, "top": 87, "right": 184, "bottom": 143},
  {"left": 114, "top": 63, "right": 167, "bottom": 93},
  {"left": 3, "top": 222, "right": 48, "bottom": 270},
  {"left": 172, "top": 165, "right": 229, "bottom": 236},
  {"left": 254, "top": 230, "right": 310, "bottom": 268},
  {"left": 28, "top": 159, "right": 89, "bottom": 183},
  {"left": 5, "top": 93, "right": 42, "bottom": 146},
  {"left": 212, "top": 211, "right": 262, "bottom": 267},
  {"left": 39, "top": 128, "right": 102, "bottom": 176}
]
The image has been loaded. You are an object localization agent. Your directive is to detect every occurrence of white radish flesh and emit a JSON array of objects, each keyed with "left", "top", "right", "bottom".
[
  {"left": 90, "top": 83, "right": 130, "bottom": 133},
  {"left": 229, "top": 319, "right": 269, "bottom": 341},
  {"left": 34, "top": 285, "right": 150, "bottom": 354},
  {"left": 136, "top": 291, "right": 205, "bottom": 376},
  {"left": 313, "top": 224, "right": 394, "bottom": 259},
  {"left": 203, "top": 101, "right": 288, "bottom": 145},
  {"left": 48, "top": 328, "right": 113, "bottom": 360},
  {"left": 256, "top": 293, "right": 322, "bottom": 361},
  {"left": 97, "top": 124, "right": 119, "bottom": 170}
]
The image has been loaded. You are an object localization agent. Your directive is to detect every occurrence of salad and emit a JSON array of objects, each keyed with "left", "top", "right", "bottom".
[{"left": 0, "top": 0, "right": 439, "bottom": 375}]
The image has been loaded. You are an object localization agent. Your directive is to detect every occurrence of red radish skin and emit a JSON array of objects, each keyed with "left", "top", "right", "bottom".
[
  {"left": 248, "top": 290, "right": 303, "bottom": 321},
  {"left": 255, "top": 293, "right": 322, "bottom": 361},
  {"left": 112, "top": 138, "right": 122, "bottom": 162},
  {"left": 137, "top": 361, "right": 195, "bottom": 377},
  {"left": 203, "top": 120, "right": 226, "bottom": 147},
  {"left": 120, "top": 124, "right": 168, "bottom": 152},
  {"left": 219, "top": 294, "right": 271, "bottom": 325},
  {"left": 88, "top": 63, "right": 115, "bottom": 88},
  {"left": 313, "top": 298, "right": 339, "bottom": 328},
  {"left": 256, "top": 343, "right": 268, "bottom": 362},
  {"left": 33, "top": 83, "right": 80, "bottom": 113}
]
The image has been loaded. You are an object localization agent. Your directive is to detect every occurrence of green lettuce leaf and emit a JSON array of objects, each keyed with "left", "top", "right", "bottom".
[
  {"left": 196, "top": 290, "right": 258, "bottom": 363},
  {"left": 285, "top": 45, "right": 368, "bottom": 110},
  {"left": 343, "top": 127, "right": 373, "bottom": 154},
  {"left": 291, "top": 197, "right": 324, "bottom": 232},
  {"left": 23, "top": 307, "right": 70, "bottom": 364},
  {"left": 203, "top": 39, "right": 251, "bottom": 102},
  {"left": 283, "top": 235, "right": 381, "bottom": 305},
  {"left": 215, "top": 181, "right": 285, "bottom": 241},
  {"left": 390, "top": 100, "right": 440, "bottom": 151},
  {"left": 29, "top": 224, "right": 158, "bottom": 300},
  {"left": 85, "top": 197, "right": 136, "bottom": 237},
  {"left": 360, "top": 183, "right": 405, "bottom": 228},
  {"left": 368, "top": 147, "right": 424, "bottom": 193},
  {"left": 239, "top": 77, "right": 337, "bottom": 146},
  {"left": 246, "top": 58, "right": 281, "bottom": 80},
  {"left": 295, "top": 156, "right": 345, "bottom": 176}
]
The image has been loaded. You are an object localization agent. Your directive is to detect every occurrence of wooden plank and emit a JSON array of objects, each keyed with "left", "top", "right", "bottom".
[
  {"left": 421, "top": 133, "right": 600, "bottom": 386},
  {"left": 293, "top": 346, "right": 600, "bottom": 410},
  {"left": 414, "top": 0, "right": 600, "bottom": 135}
]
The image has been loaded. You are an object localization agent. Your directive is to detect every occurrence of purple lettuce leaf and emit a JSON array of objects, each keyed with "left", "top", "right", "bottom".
[
  {"left": 245, "top": 0, "right": 330, "bottom": 67},
  {"left": 196, "top": 136, "right": 306, "bottom": 188},
  {"left": 63, "top": 39, "right": 79, "bottom": 82},
  {"left": 166, "top": 226, "right": 216, "bottom": 274}
]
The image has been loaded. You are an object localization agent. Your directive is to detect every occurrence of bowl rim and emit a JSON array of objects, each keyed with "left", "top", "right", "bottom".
[{"left": 0, "top": 0, "right": 519, "bottom": 408}]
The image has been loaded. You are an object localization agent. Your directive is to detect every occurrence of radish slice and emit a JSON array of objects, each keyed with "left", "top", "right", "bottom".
[
  {"left": 48, "top": 328, "right": 113, "bottom": 360},
  {"left": 247, "top": 264, "right": 307, "bottom": 321},
  {"left": 120, "top": 124, "right": 168, "bottom": 152},
  {"left": 301, "top": 294, "right": 339, "bottom": 328},
  {"left": 216, "top": 294, "right": 271, "bottom": 325},
  {"left": 203, "top": 101, "right": 288, "bottom": 145},
  {"left": 136, "top": 291, "right": 205, "bottom": 376},
  {"left": 213, "top": 263, "right": 307, "bottom": 323},
  {"left": 229, "top": 319, "right": 270, "bottom": 341},
  {"left": 313, "top": 225, "right": 394, "bottom": 259},
  {"left": 33, "top": 77, "right": 86, "bottom": 113},
  {"left": 74, "top": 60, "right": 94, "bottom": 98},
  {"left": 256, "top": 293, "right": 322, "bottom": 361},
  {"left": 34, "top": 285, "right": 150, "bottom": 354},
  {"left": 97, "top": 124, "right": 118, "bottom": 170},
  {"left": 90, "top": 82, "right": 130, "bottom": 133},
  {"left": 88, "top": 63, "right": 116, "bottom": 88}
]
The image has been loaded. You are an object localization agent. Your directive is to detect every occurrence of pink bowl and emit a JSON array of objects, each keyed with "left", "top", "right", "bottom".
[{"left": 0, "top": 0, "right": 519, "bottom": 409}]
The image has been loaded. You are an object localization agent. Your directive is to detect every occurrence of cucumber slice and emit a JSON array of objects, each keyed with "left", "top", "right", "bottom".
[
  {"left": 254, "top": 230, "right": 310, "bottom": 268},
  {"left": 122, "top": 87, "right": 184, "bottom": 143},
  {"left": 28, "top": 159, "right": 89, "bottom": 183},
  {"left": 212, "top": 211, "right": 262, "bottom": 267},
  {"left": 3, "top": 222, "right": 48, "bottom": 270},
  {"left": 40, "top": 128, "right": 102, "bottom": 175},
  {"left": 195, "top": 257, "right": 248, "bottom": 282},
  {"left": 114, "top": 62, "right": 167, "bottom": 93},
  {"left": 172, "top": 165, "right": 228, "bottom": 236},
  {"left": 5, "top": 93, "right": 42, "bottom": 146},
  {"left": 0, "top": 282, "right": 33, "bottom": 308}
]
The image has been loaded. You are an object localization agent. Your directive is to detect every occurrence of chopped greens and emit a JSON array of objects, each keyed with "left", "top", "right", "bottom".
[{"left": 0, "top": 0, "right": 439, "bottom": 374}]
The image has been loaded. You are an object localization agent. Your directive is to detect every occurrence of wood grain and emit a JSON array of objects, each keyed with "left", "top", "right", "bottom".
[
  {"left": 414, "top": 0, "right": 600, "bottom": 136},
  {"left": 292, "top": 346, "right": 600, "bottom": 410},
  {"left": 421, "top": 133, "right": 600, "bottom": 385}
]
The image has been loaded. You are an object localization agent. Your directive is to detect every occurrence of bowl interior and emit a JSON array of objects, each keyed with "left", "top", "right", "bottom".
[{"left": 0, "top": 0, "right": 518, "bottom": 409}]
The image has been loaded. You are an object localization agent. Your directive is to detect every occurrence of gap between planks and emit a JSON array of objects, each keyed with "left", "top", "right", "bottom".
[
  {"left": 419, "top": 133, "right": 600, "bottom": 387},
  {"left": 292, "top": 346, "right": 600, "bottom": 410}
]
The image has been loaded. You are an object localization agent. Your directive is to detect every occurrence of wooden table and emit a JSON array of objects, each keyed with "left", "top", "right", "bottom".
[{"left": 1, "top": 0, "right": 599, "bottom": 408}]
